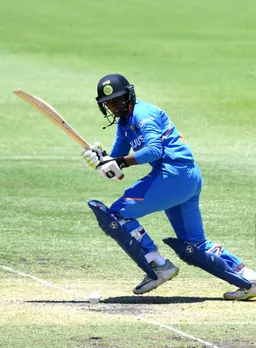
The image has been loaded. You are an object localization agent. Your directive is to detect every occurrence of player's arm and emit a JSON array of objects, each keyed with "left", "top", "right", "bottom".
[
  {"left": 110, "top": 124, "right": 131, "bottom": 157},
  {"left": 114, "top": 130, "right": 162, "bottom": 168},
  {"left": 133, "top": 119, "right": 163, "bottom": 164},
  {"left": 114, "top": 112, "right": 164, "bottom": 168}
]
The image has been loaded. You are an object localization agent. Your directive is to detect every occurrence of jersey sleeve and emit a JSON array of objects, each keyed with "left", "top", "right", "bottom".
[
  {"left": 133, "top": 107, "right": 164, "bottom": 164},
  {"left": 110, "top": 124, "right": 131, "bottom": 158}
]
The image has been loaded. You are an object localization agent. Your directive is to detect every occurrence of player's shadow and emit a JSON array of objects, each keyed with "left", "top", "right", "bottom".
[
  {"left": 26, "top": 296, "right": 223, "bottom": 305},
  {"left": 102, "top": 296, "right": 223, "bottom": 304}
]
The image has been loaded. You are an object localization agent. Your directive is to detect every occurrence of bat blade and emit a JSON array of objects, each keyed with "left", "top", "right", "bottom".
[{"left": 13, "top": 88, "right": 91, "bottom": 149}]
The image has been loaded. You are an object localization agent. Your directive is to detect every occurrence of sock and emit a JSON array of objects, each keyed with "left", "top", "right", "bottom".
[
  {"left": 238, "top": 267, "right": 256, "bottom": 282},
  {"left": 144, "top": 251, "right": 166, "bottom": 266}
]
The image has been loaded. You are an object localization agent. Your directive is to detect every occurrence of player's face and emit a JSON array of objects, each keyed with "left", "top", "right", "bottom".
[{"left": 105, "top": 96, "right": 130, "bottom": 118}]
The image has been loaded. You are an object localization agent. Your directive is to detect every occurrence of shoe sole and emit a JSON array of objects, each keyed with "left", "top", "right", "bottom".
[{"left": 133, "top": 268, "right": 179, "bottom": 295}]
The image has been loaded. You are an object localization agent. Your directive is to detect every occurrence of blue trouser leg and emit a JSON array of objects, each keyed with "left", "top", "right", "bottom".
[
  {"left": 164, "top": 175, "right": 206, "bottom": 244},
  {"left": 164, "top": 164, "right": 244, "bottom": 272},
  {"left": 109, "top": 163, "right": 203, "bottom": 255},
  {"left": 197, "top": 241, "right": 244, "bottom": 272},
  {"left": 108, "top": 162, "right": 245, "bottom": 280}
]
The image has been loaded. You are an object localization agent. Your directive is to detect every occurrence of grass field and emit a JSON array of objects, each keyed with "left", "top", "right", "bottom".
[{"left": 0, "top": 0, "right": 256, "bottom": 347}]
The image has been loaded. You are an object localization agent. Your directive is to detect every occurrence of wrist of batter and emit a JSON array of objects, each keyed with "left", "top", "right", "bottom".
[{"left": 114, "top": 156, "right": 129, "bottom": 169}]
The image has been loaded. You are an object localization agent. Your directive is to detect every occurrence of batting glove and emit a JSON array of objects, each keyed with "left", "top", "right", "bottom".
[
  {"left": 97, "top": 156, "right": 124, "bottom": 180},
  {"left": 81, "top": 142, "right": 107, "bottom": 170},
  {"left": 81, "top": 149, "right": 101, "bottom": 170},
  {"left": 91, "top": 142, "right": 107, "bottom": 162}
]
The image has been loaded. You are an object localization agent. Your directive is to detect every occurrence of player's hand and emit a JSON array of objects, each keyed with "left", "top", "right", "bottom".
[
  {"left": 81, "top": 142, "right": 106, "bottom": 170},
  {"left": 97, "top": 156, "right": 124, "bottom": 180},
  {"left": 81, "top": 148, "right": 101, "bottom": 170},
  {"left": 91, "top": 142, "right": 107, "bottom": 162},
  {"left": 81, "top": 149, "right": 124, "bottom": 180}
]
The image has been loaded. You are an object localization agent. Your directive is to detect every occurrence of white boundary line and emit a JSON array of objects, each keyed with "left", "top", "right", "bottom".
[
  {"left": 1, "top": 265, "right": 221, "bottom": 347},
  {"left": 137, "top": 317, "right": 220, "bottom": 348},
  {"left": 0, "top": 265, "right": 86, "bottom": 299}
]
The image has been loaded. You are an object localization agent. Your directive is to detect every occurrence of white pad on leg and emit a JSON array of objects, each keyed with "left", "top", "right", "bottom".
[{"left": 145, "top": 251, "right": 166, "bottom": 266}]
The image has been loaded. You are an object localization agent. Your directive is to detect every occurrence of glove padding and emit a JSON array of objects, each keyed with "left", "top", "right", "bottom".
[
  {"left": 81, "top": 142, "right": 106, "bottom": 170},
  {"left": 81, "top": 148, "right": 100, "bottom": 170},
  {"left": 81, "top": 143, "right": 124, "bottom": 180},
  {"left": 91, "top": 142, "right": 106, "bottom": 162},
  {"left": 97, "top": 156, "right": 124, "bottom": 180}
]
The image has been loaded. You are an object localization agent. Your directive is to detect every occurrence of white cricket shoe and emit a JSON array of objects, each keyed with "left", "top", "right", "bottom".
[
  {"left": 223, "top": 282, "right": 256, "bottom": 301},
  {"left": 133, "top": 259, "right": 179, "bottom": 295}
]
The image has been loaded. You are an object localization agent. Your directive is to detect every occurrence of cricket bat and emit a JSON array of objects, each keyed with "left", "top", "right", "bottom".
[{"left": 13, "top": 88, "right": 91, "bottom": 149}]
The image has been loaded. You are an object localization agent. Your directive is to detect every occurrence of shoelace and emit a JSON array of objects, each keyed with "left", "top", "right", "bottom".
[
  {"left": 236, "top": 288, "right": 248, "bottom": 293},
  {"left": 141, "top": 274, "right": 152, "bottom": 283}
]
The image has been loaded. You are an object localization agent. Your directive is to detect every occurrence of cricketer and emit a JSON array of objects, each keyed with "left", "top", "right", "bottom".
[{"left": 82, "top": 74, "right": 256, "bottom": 300}]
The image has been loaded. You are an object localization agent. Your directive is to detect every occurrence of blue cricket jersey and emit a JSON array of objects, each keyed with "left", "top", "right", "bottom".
[{"left": 110, "top": 100, "right": 194, "bottom": 170}]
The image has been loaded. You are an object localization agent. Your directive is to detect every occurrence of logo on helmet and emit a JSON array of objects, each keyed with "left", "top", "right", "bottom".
[{"left": 103, "top": 85, "right": 113, "bottom": 96}]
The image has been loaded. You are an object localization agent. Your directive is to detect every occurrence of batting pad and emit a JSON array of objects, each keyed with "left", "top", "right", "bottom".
[
  {"left": 88, "top": 200, "right": 158, "bottom": 280},
  {"left": 163, "top": 237, "right": 251, "bottom": 289}
]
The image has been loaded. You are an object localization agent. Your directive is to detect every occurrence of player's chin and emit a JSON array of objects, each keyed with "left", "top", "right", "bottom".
[{"left": 117, "top": 112, "right": 130, "bottom": 119}]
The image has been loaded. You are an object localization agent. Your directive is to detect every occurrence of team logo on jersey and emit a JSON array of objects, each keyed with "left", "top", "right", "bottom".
[
  {"left": 130, "top": 135, "right": 144, "bottom": 150},
  {"left": 103, "top": 84, "right": 113, "bottom": 96},
  {"left": 138, "top": 116, "right": 155, "bottom": 128}
]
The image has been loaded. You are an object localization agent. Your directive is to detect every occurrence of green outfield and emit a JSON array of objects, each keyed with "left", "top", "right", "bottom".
[{"left": 0, "top": 0, "right": 255, "bottom": 347}]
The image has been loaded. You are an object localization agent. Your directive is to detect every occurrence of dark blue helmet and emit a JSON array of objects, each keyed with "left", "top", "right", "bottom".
[{"left": 96, "top": 74, "right": 136, "bottom": 127}]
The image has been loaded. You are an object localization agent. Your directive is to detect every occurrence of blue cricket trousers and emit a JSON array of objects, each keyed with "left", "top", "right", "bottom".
[
  {"left": 110, "top": 162, "right": 205, "bottom": 245},
  {"left": 109, "top": 162, "right": 244, "bottom": 271}
]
